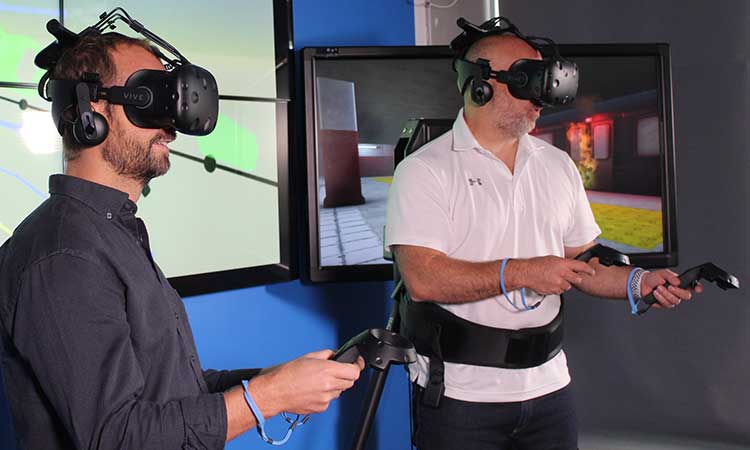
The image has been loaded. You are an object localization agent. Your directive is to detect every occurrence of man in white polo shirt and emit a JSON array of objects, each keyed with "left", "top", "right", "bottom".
[{"left": 385, "top": 19, "right": 698, "bottom": 450}]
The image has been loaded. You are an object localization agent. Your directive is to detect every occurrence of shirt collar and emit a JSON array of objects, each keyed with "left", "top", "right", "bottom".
[
  {"left": 49, "top": 174, "right": 137, "bottom": 217},
  {"left": 452, "top": 108, "right": 480, "bottom": 152}
]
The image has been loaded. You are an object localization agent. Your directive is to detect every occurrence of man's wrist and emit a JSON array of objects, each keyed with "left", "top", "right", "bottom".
[
  {"left": 501, "top": 258, "right": 527, "bottom": 292},
  {"left": 244, "top": 372, "right": 281, "bottom": 419},
  {"left": 633, "top": 268, "right": 649, "bottom": 299}
]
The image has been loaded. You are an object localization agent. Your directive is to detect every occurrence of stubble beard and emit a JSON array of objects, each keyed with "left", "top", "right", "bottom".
[
  {"left": 101, "top": 119, "right": 170, "bottom": 185},
  {"left": 494, "top": 102, "right": 537, "bottom": 139}
]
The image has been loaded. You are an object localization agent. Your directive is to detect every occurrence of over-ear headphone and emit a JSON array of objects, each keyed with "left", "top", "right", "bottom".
[
  {"left": 460, "top": 58, "right": 494, "bottom": 106},
  {"left": 454, "top": 57, "right": 533, "bottom": 107},
  {"left": 453, "top": 56, "right": 493, "bottom": 107},
  {"left": 70, "top": 75, "right": 109, "bottom": 146}
]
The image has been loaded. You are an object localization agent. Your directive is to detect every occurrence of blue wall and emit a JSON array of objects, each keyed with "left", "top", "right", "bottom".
[
  {"left": 0, "top": 1, "right": 415, "bottom": 449},
  {"left": 196, "top": 3, "right": 416, "bottom": 447},
  {"left": 188, "top": 4, "right": 416, "bottom": 449},
  {"left": 293, "top": 0, "right": 415, "bottom": 47}
]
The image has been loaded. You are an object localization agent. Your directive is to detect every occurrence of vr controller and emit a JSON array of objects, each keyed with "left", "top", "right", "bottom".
[
  {"left": 574, "top": 245, "right": 740, "bottom": 315},
  {"left": 635, "top": 263, "right": 740, "bottom": 315},
  {"left": 574, "top": 243, "right": 631, "bottom": 267},
  {"left": 332, "top": 328, "right": 417, "bottom": 370}
]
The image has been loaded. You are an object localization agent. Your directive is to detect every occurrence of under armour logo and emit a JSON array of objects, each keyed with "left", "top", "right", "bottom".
[{"left": 468, "top": 177, "right": 483, "bottom": 186}]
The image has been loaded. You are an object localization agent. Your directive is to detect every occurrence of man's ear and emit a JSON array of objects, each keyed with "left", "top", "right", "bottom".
[{"left": 90, "top": 99, "right": 109, "bottom": 117}]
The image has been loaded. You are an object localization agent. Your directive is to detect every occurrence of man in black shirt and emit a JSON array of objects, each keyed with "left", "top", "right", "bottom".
[{"left": 0, "top": 33, "right": 363, "bottom": 450}]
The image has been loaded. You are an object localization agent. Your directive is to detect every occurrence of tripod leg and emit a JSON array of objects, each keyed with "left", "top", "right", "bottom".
[
  {"left": 348, "top": 281, "right": 406, "bottom": 449},
  {"left": 349, "top": 366, "right": 391, "bottom": 450}
]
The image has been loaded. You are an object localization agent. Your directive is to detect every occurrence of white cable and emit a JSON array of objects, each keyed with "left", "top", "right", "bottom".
[
  {"left": 426, "top": 2, "right": 432, "bottom": 45},
  {"left": 430, "top": 0, "right": 461, "bottom": 9},
  {"left": 409, "top": 0, "right": 461, "bottom": 9}
]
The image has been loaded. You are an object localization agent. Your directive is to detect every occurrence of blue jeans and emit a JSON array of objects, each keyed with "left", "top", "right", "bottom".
[{"left": 412, "top": 384, "right": 578, "bottom": 450}]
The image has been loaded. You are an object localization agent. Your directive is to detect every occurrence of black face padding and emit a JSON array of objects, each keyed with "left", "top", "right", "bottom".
[
  {"left": 451, "top": 16, "right": 578, "bottom": 108},
  {"left": 35, "top": 8, "right": 219, "bottom": 147}
]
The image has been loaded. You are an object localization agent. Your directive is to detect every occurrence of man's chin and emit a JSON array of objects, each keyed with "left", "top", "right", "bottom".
[
  {"left": 133, "top": 161, "right": 170, "bottom": 185},
  {"left": 152, "top": 160, "right": 171, "bottom": 179}
]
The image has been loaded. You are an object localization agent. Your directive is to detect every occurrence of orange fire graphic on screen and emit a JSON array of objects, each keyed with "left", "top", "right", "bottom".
[{"left": 567, "top": 122, "right": 597, "bottom": 188}]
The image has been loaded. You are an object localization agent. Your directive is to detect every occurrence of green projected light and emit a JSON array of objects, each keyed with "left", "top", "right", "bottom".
[
  {"left": 0, "top": 1, "right": 55, "bottom": 82},
  {"left": 198, "top": 114, "right": 259, "bottom": 173},
  {"left": 0, "top": 26, "right": 39, "bottom": 81}
]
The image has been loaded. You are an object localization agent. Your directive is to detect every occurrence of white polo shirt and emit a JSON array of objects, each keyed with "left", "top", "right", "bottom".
[{"left": 385, "top": 110, "right": 601, "bottom": 403}]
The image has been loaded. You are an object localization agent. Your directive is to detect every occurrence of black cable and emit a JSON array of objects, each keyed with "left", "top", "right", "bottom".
[
  {"left": 89, "top": 9, "right": 187, "bottom": 67},
  {"left": 0, "top": 95, "right": 48, "bottom": 112},
  {"left": 408, "top": 375, "right": 416, "bottom": 449},
  {"left": 168, "top": 149, "right": 278, "bottom": 187}
]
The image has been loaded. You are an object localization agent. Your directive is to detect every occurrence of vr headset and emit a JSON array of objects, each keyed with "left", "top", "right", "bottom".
[
  {"left": 35, "top": 8, "right": 219, "bottom": 147},
  {"left": 450, "top": 17, "right": 578, "bottom": 108}
]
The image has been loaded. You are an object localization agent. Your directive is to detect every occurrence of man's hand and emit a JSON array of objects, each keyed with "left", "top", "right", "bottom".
[
  {"left": 641, "top": 269, "right": 703, "bottom": 309},
  {"left": 511, "top": 256, "right": 596, "bottom": 295},
  {"left": 247, "top": 350, "right": 364, "bottom": 417}
]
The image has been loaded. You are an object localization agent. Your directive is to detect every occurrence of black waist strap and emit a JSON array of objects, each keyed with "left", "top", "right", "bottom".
[{"left": 399, "top": 296, "right": 564, "bottom": 370}]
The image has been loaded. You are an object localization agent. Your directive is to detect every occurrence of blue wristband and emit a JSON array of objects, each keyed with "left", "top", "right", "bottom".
[
  {"left": 500, "top": 258, "right": 539, "bottom": 311},
  {"left": 241, "top": 379, "right": 307, "bottom": 445},
  {"left": 626, "top": 268, "right": 639, "bottom": 315}
]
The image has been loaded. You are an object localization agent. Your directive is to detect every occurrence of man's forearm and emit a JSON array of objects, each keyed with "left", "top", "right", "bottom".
[
  {"left": 400, "top": 253, "right": 528, "bottom": 304},
  {"left": 573, "top": 263, "right": 631, "bottom": 299}
]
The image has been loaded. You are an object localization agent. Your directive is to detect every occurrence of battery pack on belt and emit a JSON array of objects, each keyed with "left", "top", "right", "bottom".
[{"left": 400, "top": 296, "right": 564, "bottom": 369}]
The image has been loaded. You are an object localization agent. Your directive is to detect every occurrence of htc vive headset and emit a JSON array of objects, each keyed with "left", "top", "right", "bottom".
[
  {"left": 34, "top": 8, "right": 219, "bottom": 147},
  {"left": 450, "top": 17, "right": 578, "bottom": 108}
]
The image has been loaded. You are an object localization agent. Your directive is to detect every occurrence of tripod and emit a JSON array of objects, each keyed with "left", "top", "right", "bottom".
[
  {"left": 344, "top": 118, "right": 453, "bottom": 449},
  {"left": 344, "top": 279, "right": 408, "bottom": 450}
]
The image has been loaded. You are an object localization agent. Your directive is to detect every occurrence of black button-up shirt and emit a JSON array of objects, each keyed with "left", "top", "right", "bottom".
[{"left": 0, "top": 175, "right": 259, "bottom": 450}]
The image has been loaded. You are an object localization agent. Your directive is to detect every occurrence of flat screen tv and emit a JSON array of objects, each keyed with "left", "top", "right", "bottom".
[
  {"left": 302, "top": 44, "right": 677, "bottom": 283},
  {"left": 0, "top": 0, "right": 295, "bottom": 296}
]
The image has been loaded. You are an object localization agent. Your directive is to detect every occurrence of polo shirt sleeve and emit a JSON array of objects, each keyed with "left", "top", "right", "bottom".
[
  {"left": 385, "top": 156, "right": 451, "bottom": 254},
  {"left": 563, "top": 158, "right": 602, "bottom": 247},
  {"left": 12, "top": 251, "right": 227, "bottom": 450}
]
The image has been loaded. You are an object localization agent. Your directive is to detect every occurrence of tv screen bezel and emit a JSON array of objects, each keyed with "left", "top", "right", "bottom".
[{"left": 302, "top": 43, "right": 678, "bottom": 283}]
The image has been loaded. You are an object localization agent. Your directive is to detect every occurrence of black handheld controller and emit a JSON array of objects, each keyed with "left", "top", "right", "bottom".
[
  {"left": 574, "top": 243, "right": 630, "bottom": 267},
  {"left": 636, "top": 262, "right": 740, "bottom": 315},
  {"left": 331, "top": 328, "right": 417, "bottom": 371}
]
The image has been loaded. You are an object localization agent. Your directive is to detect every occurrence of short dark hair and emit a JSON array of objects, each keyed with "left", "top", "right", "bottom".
[{"left": 51, "top": 33, "right": 157, "bottom": 160}]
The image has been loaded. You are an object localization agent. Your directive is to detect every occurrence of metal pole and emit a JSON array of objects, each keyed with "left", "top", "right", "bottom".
[
  {"left": 348, "top": 366, "right": 391, "bottom": 450},
  {"left": 348, "top": 285, "right": 404, "bottom": 450}
]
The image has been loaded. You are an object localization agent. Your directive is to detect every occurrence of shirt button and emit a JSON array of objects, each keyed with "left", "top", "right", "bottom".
[{"left": 106, "top": 212, "right": 113, "bottom": 220}]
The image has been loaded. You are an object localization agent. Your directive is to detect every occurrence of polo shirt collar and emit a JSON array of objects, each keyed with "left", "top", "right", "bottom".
[
  {"left": 49, "top": 174, "right": 136, "bottom": 217},
  {"left": 452, "top": 108, "right": 480, "bottom": 152}
]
